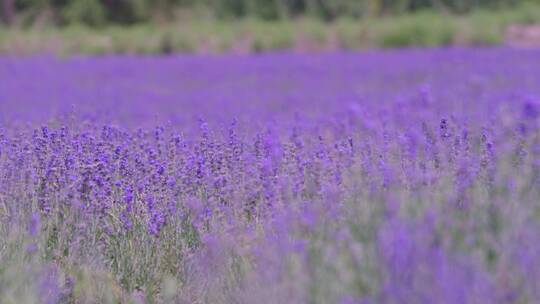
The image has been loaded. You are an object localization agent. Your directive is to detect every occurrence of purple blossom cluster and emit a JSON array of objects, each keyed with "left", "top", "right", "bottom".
[{"left": 0, "top": 48, "right": 539, "bottom": 303}]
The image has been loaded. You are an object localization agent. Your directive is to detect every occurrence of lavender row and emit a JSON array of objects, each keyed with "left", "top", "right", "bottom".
[{"left": 0, "top": 48, "right": 539, "bottom": 303}]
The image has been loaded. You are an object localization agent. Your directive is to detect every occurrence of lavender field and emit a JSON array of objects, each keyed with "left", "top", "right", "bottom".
[{"left": 0, "top": 48, "right": 539, "bottom": 303}]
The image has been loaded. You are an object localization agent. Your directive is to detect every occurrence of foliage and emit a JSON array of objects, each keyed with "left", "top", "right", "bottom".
[
  {"left": 0, "top": 0, "right": 538, "bottom": 26},
  {"left": 0, "top": 3, "right": 539, "bottom": 55}
]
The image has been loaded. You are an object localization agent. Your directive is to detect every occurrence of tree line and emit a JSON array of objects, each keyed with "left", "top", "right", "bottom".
[{"left": 0, "top": 0, "right": 536, "bottom": 26}]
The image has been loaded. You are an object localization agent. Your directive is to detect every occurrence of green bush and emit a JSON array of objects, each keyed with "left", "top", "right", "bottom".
[
  {"left": 378, "top": 13, "right": 457, "bottom": 48},
  {"left": 512, "top": 1, "right": 540, "bottom": 25},
  {"left": 4, "top": 0, "right": 539, "bottom": 26},
  {"left": 103, "top": 0, "right": 149, "bottom": 24},
  {"left": 62, "top": 0, "right": 106, "bottom": 26}
]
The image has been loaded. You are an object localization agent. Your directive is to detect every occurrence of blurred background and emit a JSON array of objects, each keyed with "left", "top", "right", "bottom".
[{"left": 0, "top": 0, "right": 539, "bottom": 54}]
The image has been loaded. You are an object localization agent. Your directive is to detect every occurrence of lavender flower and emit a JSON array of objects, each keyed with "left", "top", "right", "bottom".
[{"left": 0, "top": 48, "right": 538, "bottom": 303}]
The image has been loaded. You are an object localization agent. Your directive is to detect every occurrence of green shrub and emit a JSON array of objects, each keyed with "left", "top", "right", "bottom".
[
  {"left": 378, "top": 12, "right": 457, "bottom": 48},
  {"left": 512, "top": 2, "right": 540, "bottom": 24},
  {"left": 62, "top": 0, "right": 106, "bottom": 27},
  {"left": 6, "top": 0, "right": 540, "bottom": 26}
]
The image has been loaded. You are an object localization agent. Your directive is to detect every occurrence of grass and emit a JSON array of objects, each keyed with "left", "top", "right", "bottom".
[{"left": 0, "top": 3, "right": 539, "bottom": 55}]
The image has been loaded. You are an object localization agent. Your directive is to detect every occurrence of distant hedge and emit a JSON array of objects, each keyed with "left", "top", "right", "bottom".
[{"left": 1, "top": 0, "right": 537, "bottom": 26}]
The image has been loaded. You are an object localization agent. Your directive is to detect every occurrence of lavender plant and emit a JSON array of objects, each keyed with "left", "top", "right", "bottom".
[{"left": 0, "top": 48, "right": 539, "bottom": 303}]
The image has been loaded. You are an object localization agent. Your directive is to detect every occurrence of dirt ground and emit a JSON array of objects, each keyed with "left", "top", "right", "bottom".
[{"left": 506, "top": 24, "right": 540, "bottom": 47}]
